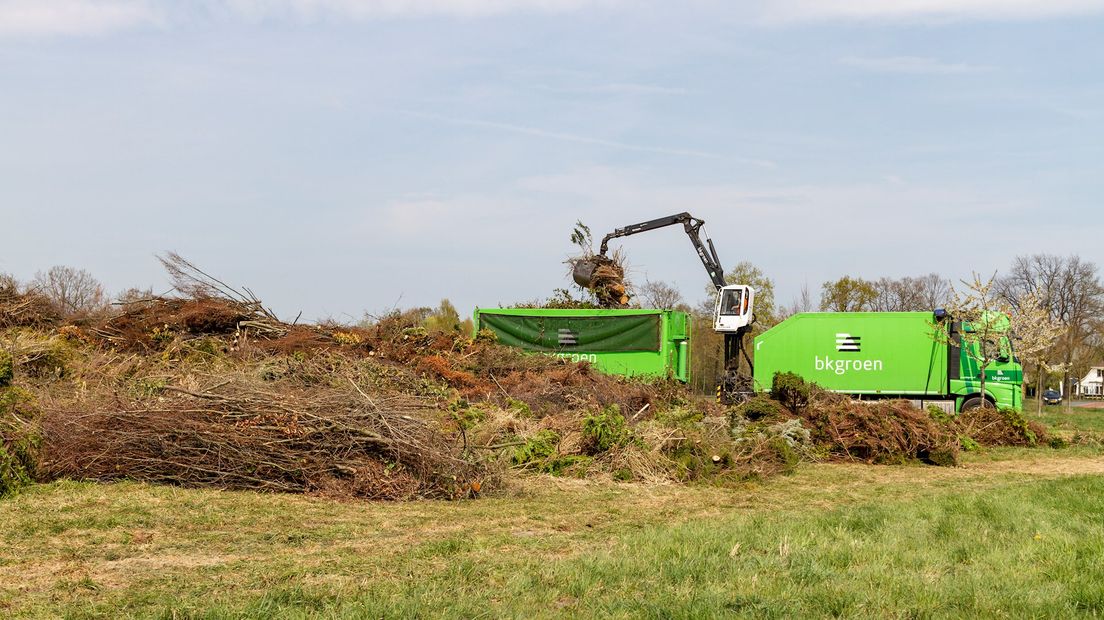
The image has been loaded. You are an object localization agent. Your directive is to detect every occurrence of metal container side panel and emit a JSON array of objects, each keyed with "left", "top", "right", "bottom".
[
  {"left": 665, "top": 311, "right": 689, "bottom": 340},
  {"left": 474, "top": 308, "right": 689, "bottom": 380},
  {"left": 657, "top": 310, "right": 691, "bottom": 383},
  {"left": 753, "top": 312, "right": 948, "bottom": 395},
  {"left": 676, "top": 313, "right": 691, "bottom": 382},
  {"left": 550, "top": 350, "right": 669, "bottom": 377},
  {"left": 473, "top": 308, "right": 673, "bottom": 318}
]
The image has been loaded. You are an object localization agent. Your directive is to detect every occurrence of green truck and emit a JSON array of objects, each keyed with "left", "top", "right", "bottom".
[
  {"left": 475, "top": 307, "right": 1023, "bottom": 412},
  {"left": 753, "top": 311, "right": 1023, "bottom": 412},
  {"left": 473, "top": 308, "right": 692, "bottom": 382},
  {"left": 490, "top": 213, "right": 1023, "bottom": 411}
]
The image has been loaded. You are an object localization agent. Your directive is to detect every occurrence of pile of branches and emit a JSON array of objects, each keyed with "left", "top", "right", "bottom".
[
  {"left": 35, "top": 374, "right": 484, "bottom": 500},
  {"left": 86, "top": 253, "right": 393, "bottom": 357},
  {"left": 1, "top": 253, "right": 702, "bottom": 498},
  {"left": 565, "top": 221, "right": 632, "bottom": 307},
  {"left": 0, "top": 283, "right": 59, "bottom": 329},
  {"left": 488, "top": 361, "right": 687, "bottom": 418},
  {"left": 804, "top": 397, "right": 959, "bottom": 465},
  {"left": 92, "top": 253, "right": 291, "bottom": 350},
  {"left": 572, "top": 255, "right": 629, "bottom": 307},
  {"left": 956, "top": 406, "right": 1049, "bottom": 447},
  {"left": 743, "top": 372, "right": 1054, "bottom": 467},
  {"left": 763, "top": 374, "right": 960, "bottom": 465}
]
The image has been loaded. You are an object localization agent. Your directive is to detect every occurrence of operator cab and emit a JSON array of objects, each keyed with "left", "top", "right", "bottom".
[{"left": 714, "top": 284, "right": 755, "bottom": 332}]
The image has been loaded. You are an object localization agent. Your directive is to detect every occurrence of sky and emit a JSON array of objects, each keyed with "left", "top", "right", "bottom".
[{"left": 2, "top": 0, "right": 1102, "bottom": 321}]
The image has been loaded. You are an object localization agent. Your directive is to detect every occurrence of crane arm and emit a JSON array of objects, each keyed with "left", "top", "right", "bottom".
[{"left": 597, "top": 212, "right": 727, "bottom": 290}]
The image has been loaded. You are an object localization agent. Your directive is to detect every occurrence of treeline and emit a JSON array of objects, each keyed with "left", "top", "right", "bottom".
[
  {"left": 1, "top": 266, "right": 120, "bottom": 322},
  {"left": 993, "top": 255, "right": 1104, "bottom": 400}
]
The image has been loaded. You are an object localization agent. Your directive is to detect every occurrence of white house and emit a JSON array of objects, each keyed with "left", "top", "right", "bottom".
[{"left": 1079, "top": 367, "right": 1104, "bottom": 398}]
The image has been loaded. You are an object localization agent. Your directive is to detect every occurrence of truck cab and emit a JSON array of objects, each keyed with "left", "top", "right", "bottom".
[{"left": 948, "top": 321, "right": 1023, "bottom": 411}]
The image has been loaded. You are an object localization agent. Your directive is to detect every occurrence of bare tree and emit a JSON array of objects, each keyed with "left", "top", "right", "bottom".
[
  {"left": 779, "top": 281, "right": 815, "bottom": 320},
  {"left": 0, "top": 273, "right": 19, "bottom": 296},
  {"left": 996, "top": 254, "right": 1104, "bottom": 406},
  {"left": 870, "top": 277, "right": 900, "bottom": 312},
  {"left": 914, "top": 273, "right": 952, "bottom": 310},
  {"left": 870, "top": 274, "right": 951, "bottom": 312},
  {"left": 32, "top": 266, "right": 106, "bottom": 316},
  {"left": 638, "top": 280, "right": 684, "bottom": 309}
]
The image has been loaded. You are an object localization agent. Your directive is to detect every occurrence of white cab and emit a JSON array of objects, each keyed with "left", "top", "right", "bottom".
[{"left": 713, "top": 284, "right": 755, "bottom": 332}]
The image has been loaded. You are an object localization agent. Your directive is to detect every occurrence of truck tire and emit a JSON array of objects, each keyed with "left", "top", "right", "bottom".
[{"left": 961, "top": 396, "right": 988, "bottom": 411}]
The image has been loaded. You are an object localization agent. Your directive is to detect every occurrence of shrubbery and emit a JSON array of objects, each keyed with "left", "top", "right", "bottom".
[
  {"left": 771, "top": 372, "right": 810, "bottom": 413},
  {"left": 0, "top": 387, "right": 38, "bottom": 497},
  {"left": 0, "top": 351, "right": 12, "bottom": 387},
  {"left": 582, "top": 405, "right": 631, "bottom": 454}
]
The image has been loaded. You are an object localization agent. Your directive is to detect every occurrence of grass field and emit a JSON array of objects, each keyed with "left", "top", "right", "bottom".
[
  {"left": 3, "top": 442, "right": 1104, "bottom": 619},
  {"left": 1027, "top": 403, "right": 1104, "bottom": 435}
]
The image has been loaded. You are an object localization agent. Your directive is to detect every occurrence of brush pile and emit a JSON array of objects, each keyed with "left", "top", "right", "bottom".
[
  {"left": 955, "top": 406, "right": 1050, "bottom": 447},
  {"left": 802, "top": 397, "right": 960, "bottom": 465},
  {"left": 34, "top": 365, "right": 480, "bottom": 500},
  {"left": 727, "top": 372, "right": 1050, "bottom": 467},
  {"left": 0, "top": 281, "right": 59, "bottom": 329},
  {"left": 0, "top": 255, "right": 702, "bottom": 497},
  {"left": 0, "top": 254, "right": 1060, "bottom": 501}
]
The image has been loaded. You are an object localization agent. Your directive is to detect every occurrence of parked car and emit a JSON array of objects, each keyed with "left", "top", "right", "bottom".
[{"left": 1042, "top": 389, "right": 1062, "bottom": 405}]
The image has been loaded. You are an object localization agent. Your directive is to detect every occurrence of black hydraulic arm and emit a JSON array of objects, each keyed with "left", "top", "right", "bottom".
[{"left": 597, "top": 212, "right": 727, "bottom": 290}]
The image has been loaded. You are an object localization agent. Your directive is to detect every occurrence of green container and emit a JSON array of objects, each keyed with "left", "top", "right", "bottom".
[
  {"left": 473, "top": 308, "right": 691, "bottom": 382},
  {"left": 753, "top": 312, "right": 1023, "bottom": 411}
]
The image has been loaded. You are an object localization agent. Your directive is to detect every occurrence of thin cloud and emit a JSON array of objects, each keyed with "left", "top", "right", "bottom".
[
  {"left": 11, "top": 0, "right": 1102, "bottom": 38},
  {"left": 0, "top": 0, "right": 616, "bottom": 36},
  {"left": 535, "top": 82, "right": 690, "bottom": 95},
  {"left": 758, "top": 0, "right": 1104, "bottom": 23},
  {"left": 0, "top": 0, "right": 158, "bottom": 36},
  {"left": 407, "top": 111, "right": 778, "bottom": 166},
  {"left": 219, "top": 0, "right": 617, "bottom": 19},
  {"left": 841, "top": 56, "right": 993, "bottom": 74},
  {"left": 405, "top": 111, "right": 725, "bottom": 160}
]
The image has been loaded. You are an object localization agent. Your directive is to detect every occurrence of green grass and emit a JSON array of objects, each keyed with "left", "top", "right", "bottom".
[
  {"left": 1026, "top": 404, "right": 1104, "bottom": 435},
  {"left": 2, "top": 452, "right": 1103, "bottom": 618}
]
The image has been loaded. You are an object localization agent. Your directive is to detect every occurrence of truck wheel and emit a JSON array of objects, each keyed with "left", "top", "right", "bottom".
[{"left": 961, "top": 396, "right": 988, "bottom": 411}]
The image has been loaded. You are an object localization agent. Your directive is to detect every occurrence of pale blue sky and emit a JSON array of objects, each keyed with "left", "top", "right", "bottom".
[{"left": 2, "top": 1, "right": 1102, "bottom": 320}]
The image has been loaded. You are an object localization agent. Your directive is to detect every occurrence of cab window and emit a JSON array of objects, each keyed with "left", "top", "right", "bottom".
[{"left": 719, "top": 289, "right": 746, "bottom": 316}]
